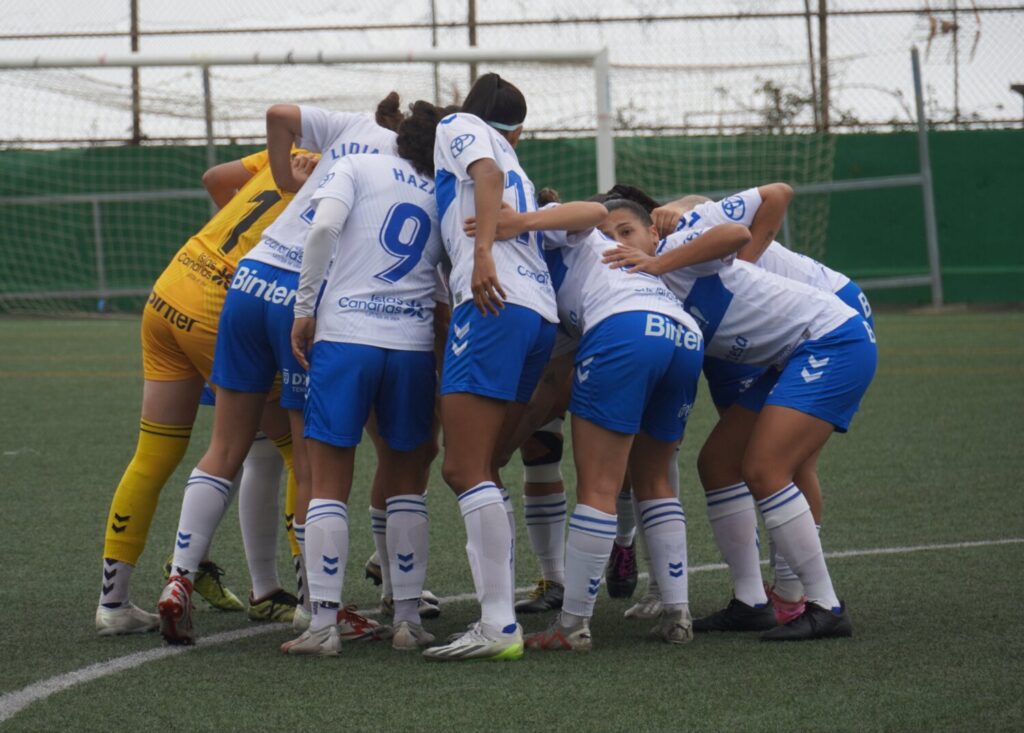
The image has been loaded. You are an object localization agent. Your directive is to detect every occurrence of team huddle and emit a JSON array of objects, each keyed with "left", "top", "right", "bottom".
[{"left": 95, "top": 73, "right": 877, "bottom": 661}]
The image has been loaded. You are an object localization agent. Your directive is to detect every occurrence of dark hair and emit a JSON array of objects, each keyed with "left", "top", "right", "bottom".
[
  {"left": 537, "top": 187, "right": 561, "bottom": 206},
  {"left": 605, "top": 184, "right": 660, "bottom": 214},
  {"left": 375, "top": 91, "right": 404, "bottom": 132},
  {"left": 396, "top": 100, "right": 458, "bottom": 177},
  {"left": 605, "top": 198, "right": 654, "bottom": 227},
  {"left": 461, "top": 73, "right": 527, "bottom": 130}
]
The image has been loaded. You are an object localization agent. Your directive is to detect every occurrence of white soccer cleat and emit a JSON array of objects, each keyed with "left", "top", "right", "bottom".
[
  {"left": 624, "top": 589, "right": 663, "bottom": 620},
  {"left": 380, "top": 592, "right": 442, "bottom": 620},
  {"left": 391, "top": 620, "right": 436, "bottom": 651},
  {"left": 524, "top": 614, "right": 593, "bottom": 652},
  {"left": 292, "top": 605, "right": 312, "bottom": 633},
  {"left": 337, "top": 607, "right": 389, "bottom": 641},
  {"left": 280, "top": 625, "right": 342, "bottom": 656},
  {"left": 95, "top": 603, "right": 159, "bottom": 636},
  {"left": 157, "top": 575, "right": 195, "bottom": 646},
  {"left": 422, "top": 621, "right": 524, "bottom": 662},
  {"left": 650, "top": 606, "right": 693, "bottom": 645}
]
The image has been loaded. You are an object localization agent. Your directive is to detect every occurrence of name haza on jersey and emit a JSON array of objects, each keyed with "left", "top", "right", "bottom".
[
  {"left": 247, "top": 108, "right": 397, "bottom": 271},
  {"left": 311, "top": 154, "right": 441, "bottom": 351},
  {"left": 434, "top": 113, "right": 557, "bottom": 321}
]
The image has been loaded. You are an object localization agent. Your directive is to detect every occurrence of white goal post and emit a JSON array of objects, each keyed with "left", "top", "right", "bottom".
[{"left": 0, "top": 47, "right": 615, "bottom": 190}]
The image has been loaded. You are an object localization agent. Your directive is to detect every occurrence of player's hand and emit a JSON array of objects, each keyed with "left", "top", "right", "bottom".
[
  {"left": 471, "top": 250, "right": 507, "bottom": 316},
  {"left": 291, "top": 316, "right": 316, "bottom": 370},
  {"left": 651, "top": 203, "right": 685, "bottom": 237},
  {"left": 465, "top": 202, "right": 520, "bottom": 240},
  {"left": 290, "top": 154, "right": 319, "bottom": 188},
  {"left": 602, "top": 245, "right": 662, "bottom": 275}
]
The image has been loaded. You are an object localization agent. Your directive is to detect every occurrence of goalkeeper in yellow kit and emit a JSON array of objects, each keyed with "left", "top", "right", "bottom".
[{"left": 95, "top": 149, "right": 318, "bottom": 635}]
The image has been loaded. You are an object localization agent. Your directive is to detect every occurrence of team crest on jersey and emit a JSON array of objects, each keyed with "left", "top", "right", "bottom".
[
  {"left": 450, "top": 134, "right": 475, "bottom": 158},
  {"left": 721, "top": 196, "right": 746, "bottom": 221}
]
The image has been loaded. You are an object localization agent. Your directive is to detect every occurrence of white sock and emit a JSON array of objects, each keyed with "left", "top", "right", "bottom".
[
  {"left": 705, "top": 482, "right": 767, "bottom": 607},
  {"left": 386, "top": 494, "right": 429, "bottom": 622},
  {"left": 523, "top": 492, "right": 566, "bottom": 585},
  {"left": 305, "top": 499, "right": 349, "bottom": 621},
  {"left": 638, "top": 498, "right": 688, "bottom": 607},
  {"left": 369, "top": 507, "right": 392, "bottom": 597},
  {"left": 99, "top": 558, "right": 134, "bottom": 608},
  {"left": 499, "top": 485, "right": 516, "bottom": 598},
  {"left": 614, "top": 489, "right": 636, "bottom": 547},
  {"left": 562, "top": 504, "right": 616, "bottom": 619},
  {"left": 238, "top": 436, "right": 284, "bottom": 599},
  {"left": 458, "top": 482, "right": 516, "bottom": 633},
  {"left": 171, "top": 469, "right": 233, "bottom": 578},
  {"left": 758, "top": 485, "right": 839, "bottom": 611},
  {"left": 293, "top": 522, "right": 308, "bottom": 610}
]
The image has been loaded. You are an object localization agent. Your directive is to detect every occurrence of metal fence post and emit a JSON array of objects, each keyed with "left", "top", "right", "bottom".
[
  {"left": 594, "top": 48, "right": 615, "bottom": 192},
  {"left": 202, "top": 65, "right": 217, "bottom": 216},
  {"left": 912, "top": 47, "right": 944, "bottom": 307},
  {"left": 92, "top": 198, "right": 108, "bottom": 312}
]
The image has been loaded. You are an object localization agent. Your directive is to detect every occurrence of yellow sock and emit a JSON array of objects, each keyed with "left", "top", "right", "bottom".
[
  {"left": 272, "top": 433, "right": 301, "bottom": 558},
  {"left": 103, "top": 419, "right": 192, "bottom": 565}
]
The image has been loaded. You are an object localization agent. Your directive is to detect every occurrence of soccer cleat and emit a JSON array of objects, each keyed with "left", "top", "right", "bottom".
[
  {"left": 158, "top": 575, "right": 195, "bottom": 646},
  {"left": 766, "top": 584, "right": 807, "bottom": 626},
  {"left": 422, "top": 622, "right": 524, "bottom": 662},
  {"left": 524, "top": 614, "right": 592, "bottom": 652},
  {"left": 693, "top": 598, "right": 777, "bottom": 633},
  {"left": 650, "top": 606, "right": 694, "bottom": 645},
  {"left": 163, "top": 555, "right": 243, "bottom": 612},
  {"left": 624, "top": 589, "right": 663, "bottom": 620},
  {"left": 337, "top": 607, "right": 388, "bottom": 641},
  {"left": 280, "top": 624, "right": 342, "bottom": 656},
  {"left": 248, "top": 589, "right": 299, "bottom": 623},
  {"left": 606, "top": 540, "right": 639, "bottom": 599},
  {"left": 95, "top": 603, "right": 159, "bottom": 636},
  {"left": 514, "top": 579, "right": 564, "bottom": 614},
  {"left": 292, "top": 605, "right": 312, "bottom": 632},
  {"left": 380, "top": 592, "right": 442, "bottom": 620},
  {"left": 364, "top": 551, "right": 383, "bottom": 586},
  {"left": 391, "top": 620, "right": 436, "bottom": 651},
  {"left": 761, "top": 601, "right": 852, "bottom": 642}
]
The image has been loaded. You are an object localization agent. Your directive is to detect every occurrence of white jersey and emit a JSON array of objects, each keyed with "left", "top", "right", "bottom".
[
  {"left": 676, "top": 187, "right": 850, "bottom": 293},
  {"left": 658, "top": 227, "right": 857, "bottom": 367},
  {"left": 433, "top": 112, "right": 558, "bottom": 322},
  {"left": 309, "top": 154, "right": 442, "bottom": 351},
  {"left": 543, "top": 225, "right": 698, "bottom": 343},
  {"left": 245, "top": 107, "right": 398, "bottom": 272}
]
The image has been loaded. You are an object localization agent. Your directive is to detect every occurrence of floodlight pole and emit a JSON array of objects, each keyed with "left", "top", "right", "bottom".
[{"left": 912, "top": 46, "right": 944, "bottom": 308}]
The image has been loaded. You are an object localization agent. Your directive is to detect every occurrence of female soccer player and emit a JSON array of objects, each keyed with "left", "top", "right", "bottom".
[
  {"left": 94, "top": 149, "right": 316, "bottom": 636},
  {"left": 421, "top": 73, "right": 562, "bottom": 662},
  {"left": 603, "top": 201, "right": 877, "bottom": 640},
  {"left": 465, "top": 199, "right": 714, "bottom": 651},
  {"left": 624, "top": 183, "right": 873, "bottom": 621},
  {"left": 280, "top": 100, "right": 450, "bottom": 655},
  {"left": 157, "top": 96, "right": 401, "bottom": 645}
]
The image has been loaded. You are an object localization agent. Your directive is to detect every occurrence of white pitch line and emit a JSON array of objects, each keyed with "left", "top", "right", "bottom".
[{"left": 2, "top": 536, "right": 1021, "bottom": 724}]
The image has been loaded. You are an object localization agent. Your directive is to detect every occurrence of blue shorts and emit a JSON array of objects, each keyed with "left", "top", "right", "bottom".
[
  {"left": 440, "top": 302, "right": 556, "bottom": 403},
  {"left": 835, "top": 280, "right": 874, "bottom": 327},
  {"left": 703, "top": 357, "right": 766, "bottom": 410},
  {"left": 199, "top": 384, "right": 216, "bottom": 406},
  {"left": 569, "top": 311, "right": 704, "bottom": 442},
  {"left": 211, "top": 259, "right": 307, "bottom": 410},
  {"left": 304, "top": 341, "right": 436, "bottom": 451},
  {"left": 735, "top": 316, "right": 877, "bottom": 432}
]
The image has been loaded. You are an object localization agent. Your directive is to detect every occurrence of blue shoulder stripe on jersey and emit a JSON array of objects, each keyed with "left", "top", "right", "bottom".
[
  {"left": 683, "top": 274, "right": 733, "bottom": 345},
  {"left": 435, "top": 168, "right": 457, "bottom": 225},
  {"left": 543, "top": 247, "right": 569, "bottom": 294}
]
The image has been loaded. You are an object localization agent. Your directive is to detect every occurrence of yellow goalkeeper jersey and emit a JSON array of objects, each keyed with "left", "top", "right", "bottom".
[{"left": 153, "top": 150, "right": 307, "bottom": 323}]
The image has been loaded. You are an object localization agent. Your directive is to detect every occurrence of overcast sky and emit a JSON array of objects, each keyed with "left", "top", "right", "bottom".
[{"left": 1, "top": 0, "right": 1021, "bottom": 143}]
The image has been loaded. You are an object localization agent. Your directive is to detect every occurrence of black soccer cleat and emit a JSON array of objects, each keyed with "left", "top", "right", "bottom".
[
  {"left": 605, "top": 540, "right": 639, "bottom": 599},
  {"left": 515, "top": 579, "right": 565, "bottom": 614},
  {"left": 693, "top": 598, "right": 778, "bottom": 632},
  {"left": 761, "top": 601, "right": 852, "bottom": 642}
]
